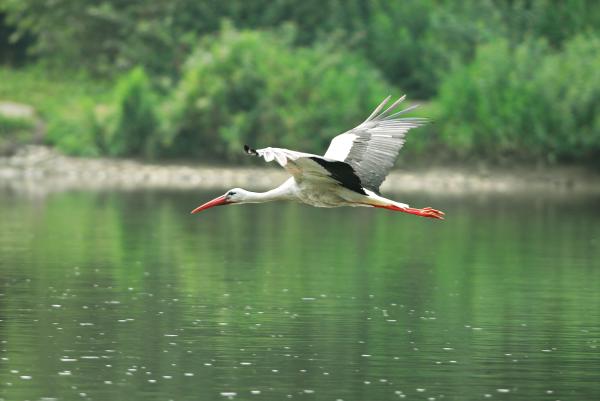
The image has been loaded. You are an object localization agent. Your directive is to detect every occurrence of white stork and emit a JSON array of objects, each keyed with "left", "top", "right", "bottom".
[{"left": 191, "top": 95, "right": 444, "bottom": 219}]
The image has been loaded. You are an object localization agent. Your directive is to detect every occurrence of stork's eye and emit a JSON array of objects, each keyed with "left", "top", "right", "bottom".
[{"left": 228, "top": 191, "right": 236, "bottom": 197}]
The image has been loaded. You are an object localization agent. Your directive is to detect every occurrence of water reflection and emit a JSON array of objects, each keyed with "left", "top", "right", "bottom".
[{"left": 0, "top": 189, "right": 599, "bottom": 400}]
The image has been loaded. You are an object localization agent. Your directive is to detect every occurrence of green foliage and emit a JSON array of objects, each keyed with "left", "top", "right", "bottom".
[
  {"left": 363, "top": 0, "right": 599, "bottom": 98},
  {"left": 45, "top": 97, "right": 99, "bottom": 157},
  {"left": 162, "top": 26, "right": 389, "bottom": 160},
  {"left": 95, "top": 67, "right": 160, "bottom": 157},
  {"left": 0, "top": 12, "right": 31, "bottom": 65},
  {"left": 364, "top": 0, "right": 502, "bottom": 98},
  {"left": 0, "top": 67, "right": 109, "bottom": 156},
  {"left": 536, "top": 35, "right": 600, "bottom": 162},
  {"left": 437, "top": 35, "right": 600, "bottom": 163},
  {"left": 3, "top": 0, "right": 598, "bottom": 96},
  {"left": 0, "top": 114, "right": 34, "bottom": 132},
  {"left": 0, "top": 114, "right": 35, "bottom": 154},
  {"left": 0, "top": 1, "right": 190, "bottom": 77},
  {"left": 493, "top": 0, "right": 600, "bottom": 47},
  {"left": 1, "top": 2, "right": 599, "bottom": 164}
]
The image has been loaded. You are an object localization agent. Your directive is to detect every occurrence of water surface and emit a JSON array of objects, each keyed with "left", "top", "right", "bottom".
[{"left": 0, "top": 189, "right": 599, "bottom": 401}]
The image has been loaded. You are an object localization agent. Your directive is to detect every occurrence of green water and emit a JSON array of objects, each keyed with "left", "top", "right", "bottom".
[{"left": 0, "top": 189, "right": 599, "bottom": 401}]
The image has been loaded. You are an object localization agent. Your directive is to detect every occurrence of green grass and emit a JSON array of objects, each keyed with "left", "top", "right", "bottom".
[
  {"left": 0, "top": 66, "right": 111, "bottom": 156},
  {"left": 0, "top": 113, "right": 36, "bottom": 154}
]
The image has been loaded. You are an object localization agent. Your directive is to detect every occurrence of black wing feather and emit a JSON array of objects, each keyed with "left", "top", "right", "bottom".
[{"left": 309, "top": 157, "right": 367, "bottom": 195}]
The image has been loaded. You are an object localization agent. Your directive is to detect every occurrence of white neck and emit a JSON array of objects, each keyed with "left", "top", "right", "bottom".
[{"left": 240, "top": 179, "right": 296, "bottom": 204}]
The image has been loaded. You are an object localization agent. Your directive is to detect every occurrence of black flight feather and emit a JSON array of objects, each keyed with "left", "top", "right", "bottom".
[{"left": 309, "top": 157, "right": 367, "bottom": 195}]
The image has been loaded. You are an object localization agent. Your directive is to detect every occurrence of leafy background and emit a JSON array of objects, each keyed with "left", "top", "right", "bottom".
[{"left": 0, "top": 0, "right": 599, "bottom": 164}]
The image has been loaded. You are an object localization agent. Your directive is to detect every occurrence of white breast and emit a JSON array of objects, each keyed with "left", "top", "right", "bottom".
[{"left": 295, "top": 180, "right": 367, "bottom": 208}]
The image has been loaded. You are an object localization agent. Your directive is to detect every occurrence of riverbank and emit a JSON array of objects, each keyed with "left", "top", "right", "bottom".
[{"left": 1, "top": 145, "right": 599, "bottom": 196}]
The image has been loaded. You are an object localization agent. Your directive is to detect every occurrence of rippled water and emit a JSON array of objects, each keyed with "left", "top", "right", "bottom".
[{"left": 0, "top": 189, "right": 599, "bottom": 401}]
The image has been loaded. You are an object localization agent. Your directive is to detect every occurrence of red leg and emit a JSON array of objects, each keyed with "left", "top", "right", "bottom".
[{"left": 373, "top": 204, "right": 445, "bottom": 219}]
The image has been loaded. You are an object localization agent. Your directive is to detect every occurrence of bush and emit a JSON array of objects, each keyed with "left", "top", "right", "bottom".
[
  {"left": 365, "top": 0, "right": 504, "bottom": 98},
  {"left": 536, "top": 35, "right": 600, "bottom": 162},
  {"left": 162, "top": 25, "right": 391, "bottom": 161},
  {"left": 3, "top": 0, "right": 598, "bottom": 98},
  {"left": 94, "top": 67, "right": 160, "bottom": 157},
  {"left": 45, "top": 96, "right": 99, "bottom": 157},
  {"left": 436, "top": 35, "right": 600, "bottom": 163}
]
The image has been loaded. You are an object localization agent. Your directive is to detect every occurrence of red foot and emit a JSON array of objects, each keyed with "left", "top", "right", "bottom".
[{"left": 375, "top": 205, "right": 445, "bottom": 219}]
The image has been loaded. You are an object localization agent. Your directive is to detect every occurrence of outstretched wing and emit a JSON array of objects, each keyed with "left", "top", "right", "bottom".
[
  {"left": 323, "top": 95, "right": 427, "bottom": 193},
  {"left": 244, "top": 145, "right": 366, "bottom": 195}
]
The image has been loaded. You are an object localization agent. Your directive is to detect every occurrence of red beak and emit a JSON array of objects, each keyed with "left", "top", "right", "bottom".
[{"left": 191, "top": 195, "right": 230, "bottom": 214}]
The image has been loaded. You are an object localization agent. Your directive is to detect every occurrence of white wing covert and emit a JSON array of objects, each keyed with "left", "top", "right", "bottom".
[
  {"left": 244, "top": 146, "right": 318, "bottom": 178},
  {"left": 244, "top": 145, "right": 367, "bottom": 195}
]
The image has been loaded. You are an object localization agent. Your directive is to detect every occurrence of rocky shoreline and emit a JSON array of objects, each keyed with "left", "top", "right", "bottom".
[{"left": 1, "top": 146, "right": 598, "bottom": 196}]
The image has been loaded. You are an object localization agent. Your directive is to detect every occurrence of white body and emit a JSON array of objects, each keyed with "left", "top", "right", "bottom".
[{"left": 231, "top": 176, "right": 408, "bottom": 209}]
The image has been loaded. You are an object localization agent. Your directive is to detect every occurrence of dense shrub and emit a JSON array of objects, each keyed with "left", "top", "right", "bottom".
[
  {"left": 436, "top": 35, "right": 600, "bottom": 163},
  {"left": 94, "top": 67, "right": 160, "bottom": 157},
  {"left": 365, "top": 1, "right": 503, "bottom": 98},
  {"left": 2, "top": 1, "right": 599, "bottom": 164},
  {"left": 536, "top": 35, "right": 600, "bottom": 162},
  {"left": 162, "top": 26, "right": 390, "bottom": 160},
  {"left": 45, "top": 96, "right": 99, "bottom": 157},
  {"left": 3, "top": 0, "right": 597, "bottom": 97}
]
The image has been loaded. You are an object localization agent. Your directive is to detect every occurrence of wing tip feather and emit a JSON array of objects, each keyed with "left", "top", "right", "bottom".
[
  {"left": 367, "top": 94, "right": 430, "bottom": 123},
  {"left": 244, "top": 144, "right": 258, "bottom": 155},
  {"left": 363, "top": 95, "right": 392, "bottom": 123}
]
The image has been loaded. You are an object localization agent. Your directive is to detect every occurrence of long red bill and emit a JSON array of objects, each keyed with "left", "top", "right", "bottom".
[{"left": 191, "top": 195, "right": 230, "bottom": 214}]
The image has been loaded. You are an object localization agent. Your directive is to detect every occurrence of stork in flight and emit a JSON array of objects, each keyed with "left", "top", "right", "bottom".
[{"left": 191, "top": 96, "right": 444, "bottom": 219}]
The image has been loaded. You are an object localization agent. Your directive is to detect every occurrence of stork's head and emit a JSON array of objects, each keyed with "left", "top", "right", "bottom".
[{"left": 191, "top": 188, "right": 249, "bottom": 214}]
